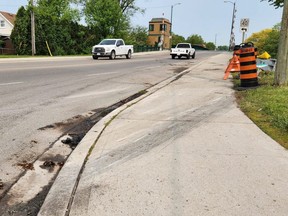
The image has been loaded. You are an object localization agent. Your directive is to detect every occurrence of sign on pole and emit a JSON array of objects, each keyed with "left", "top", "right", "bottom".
[{"left": 240, "top": 18, "right": 249, "bottom": 32}]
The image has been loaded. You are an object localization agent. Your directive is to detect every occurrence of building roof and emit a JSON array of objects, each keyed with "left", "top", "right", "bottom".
[
  {"left": 150, "top": 18, "right": 170, "bottom": 23},
  {"left": 0, "top": 11, "right": 16, "bottom": 26}
]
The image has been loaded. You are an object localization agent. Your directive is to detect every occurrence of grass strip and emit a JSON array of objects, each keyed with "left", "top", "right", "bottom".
[{"left": 235, "top": 72, "right": 288, "bottom": 149}]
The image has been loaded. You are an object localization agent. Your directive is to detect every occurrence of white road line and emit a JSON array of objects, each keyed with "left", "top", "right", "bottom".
[
  {"left": 0, "top": 82, "right": 24, "bottom": 86},
  {"left": 86, "top": 71, "right": 121, "bottom": 76}
]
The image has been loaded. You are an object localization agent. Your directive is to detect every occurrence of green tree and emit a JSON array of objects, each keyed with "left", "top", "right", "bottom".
[
  {"left": 217, "top": 45, "right": 229, "bottom": 51},
  {"left": 171, "top": 34, "right": 185, "bottom": 47},
  {"left": 84, "top": 0, "right": 127, "bottom": 39},
  {"left": 11, "top": 3, "right": 91, "bottom": 55},
  {"left": 261, "top": 0, "right": 284, "bottom": 8},
  {"left": 10, "top": 6, "right": 31, "bottom": 55},
  {"left": 245, "top": 26, "right": 280, "bottom": 58},
  {"left": 262, "top": 24, "right": 280, "bottom": 58},
  {"left": 186, "top": 34, "right": 205, "bottom": 45},
  {"left": 118, "top": 0, "right": 144, "bottom": 15},
  {"left": 125, "top": 26, "right": 148, "bottom": 46},
  {"left": 78, "top": 0, "right": 143, "bottom": 15},
  {"left": 205, "top": 42, "right": 216, "bottom": 50},
  {"left": 245, "top": 29, "right": 273, "bottom": 54},
  {"left": 36, "top": 0, "right": 80, "bottom": 21}
]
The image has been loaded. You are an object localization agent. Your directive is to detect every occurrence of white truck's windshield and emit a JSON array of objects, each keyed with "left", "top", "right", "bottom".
[{"left": 99, "top": 40, "right": 116, "bottom": 45}]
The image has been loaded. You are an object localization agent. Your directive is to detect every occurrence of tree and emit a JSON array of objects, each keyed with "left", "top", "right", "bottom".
[
  {"left": 11, "top": 3, "right": 91, "bottom": 55},
  {"left": 274, "top": 0, "right": 288, "bottom": 85},
  {"left": 261, "top": 0, "right": 284, "bottom": 8},
  {"left": 10, "top": 6, "right": 31, "bottom": 55},
  {"left": 36, "top": 0, "right": 80, "bottom": 22},
  {"left": 245, "top": 29, "right": 273, "bottom": 54},
  {"left": 205, "top": 42, "right": 216, "bottom": 50},
  {"left": 171, "top": 34, "right": 185, "bottom": 47},
  {"left": 118, "top": 0, "right": 144, "bottom": 15},
  {"left": 78, "top": 0, "right": 142, "bottom": 15},
  {"left": 217, "top": 45, "right": 229, "bottom": 51},
  {"left": 245, "top": 25, "right": 280, "bottom": 58},
  {"left": 34, "top": 0, "right": 84, "bottom": 55},
  {"left": 125, "top": 26, "right": 148, "bottom": 46},
  {"left": 262, "top": 25, "right": 280, "bottom": 58},
  {"left": 84, "top": 0, "right": 127, "bottom": 39},
  {"left": 262, "top": 0, "right": 287, "bottom": 85},
  {"left": 186, "top": 34, "right": 205, "bottom": 45}
]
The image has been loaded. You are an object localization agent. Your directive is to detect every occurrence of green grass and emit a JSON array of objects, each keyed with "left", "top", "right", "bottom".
[
  {"left": 235, "top": 72, "right": 288, "bottom": 149},
  {"left": 0, "top": 55, "right": 32, "bottom": 58},
  {"left": 0, "top": 54, "right": 91, "bottom": 58}
]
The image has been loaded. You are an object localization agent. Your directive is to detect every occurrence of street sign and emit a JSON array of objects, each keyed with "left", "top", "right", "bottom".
[{"left": 240, "top": 18, "right": 249, "bottom": 32}]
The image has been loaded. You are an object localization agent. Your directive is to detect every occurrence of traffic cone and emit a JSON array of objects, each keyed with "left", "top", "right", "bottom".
[{"left": 223, "top": 55, "right": 240, "bottom": 80}]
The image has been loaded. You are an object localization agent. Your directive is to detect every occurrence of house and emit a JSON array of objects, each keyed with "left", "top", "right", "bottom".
[
  {"left": 0, "top": 11, "right": 16, "bottom": 54},
  {"left": 147, "top": 18, "right": 171, "bottom": 50}
]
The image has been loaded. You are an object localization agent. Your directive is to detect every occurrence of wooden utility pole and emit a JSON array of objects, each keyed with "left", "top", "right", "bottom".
[
  {"left": 274, "top": 0, "right": 288, "bottom": 85},
  {"left": 31, "top": 0, "right": 36, "bottom": 56}
]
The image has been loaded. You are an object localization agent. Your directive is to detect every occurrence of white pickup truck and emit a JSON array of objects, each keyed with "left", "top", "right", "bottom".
[
  {"left": 92, "top": 39, "right": 133, "bottom": 60},
  {"left": 170, "top": 43, "right": 196, "bottom": 59}
]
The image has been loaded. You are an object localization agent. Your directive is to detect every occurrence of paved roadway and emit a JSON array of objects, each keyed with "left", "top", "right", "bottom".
[{"left": 0, "top": 51, "right": 221, "bottom": 196}]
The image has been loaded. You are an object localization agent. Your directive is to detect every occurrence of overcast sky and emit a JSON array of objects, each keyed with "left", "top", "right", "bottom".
[{"left": 1, "top": 0, "right": 283, "bottom": 46}]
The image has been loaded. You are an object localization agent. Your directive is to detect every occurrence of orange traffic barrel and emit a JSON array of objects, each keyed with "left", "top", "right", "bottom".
[
  {"left": 239, "top": 42, "right": 258, "bottom": 87},
  {"left": 233, "top": 45, "right": 241, "bottom": 57}
]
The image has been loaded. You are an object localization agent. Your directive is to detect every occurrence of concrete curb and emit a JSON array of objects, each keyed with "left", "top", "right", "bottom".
[{"left": 37, "top": 54, "right": 221, "bottom": 216}]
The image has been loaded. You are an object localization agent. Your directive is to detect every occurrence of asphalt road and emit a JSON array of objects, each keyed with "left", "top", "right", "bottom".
[{"left": 0, "top": 51, "right": 222, "bottom": 197}]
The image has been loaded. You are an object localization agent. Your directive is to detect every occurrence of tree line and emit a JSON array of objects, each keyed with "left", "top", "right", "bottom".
[
  {"left": 11, "top": 0, "right": 145, "bottom": 55},
  {"left": 10, "top": 0, "right": 224, "bottom": 56},
  {"left": 172, "top": 34, "right": 225, "bottom": 51}
]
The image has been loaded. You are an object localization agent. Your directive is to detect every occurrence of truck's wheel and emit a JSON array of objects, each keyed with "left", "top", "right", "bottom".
[
  {"left": 187, "top": 53, "right": 190, "bottom": 59},
  {"left": 126, "top": 50, "right": 132, "bottom": 59},
  {"left": 92, "top": 55, "right": 98, "bottom": 60},
  {"left": 110, "top": 50, "right": 116, "bottom": 60},
  {"left": 192, "top": 52, "right": 196, "bottom": 59},
  {"left": 171, "top": 55, "right": 176, "bottom": 59}
]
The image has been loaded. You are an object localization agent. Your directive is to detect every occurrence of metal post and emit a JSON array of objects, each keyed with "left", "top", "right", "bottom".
[
  {"left": 242, "top": 30, "right": 245, "bottom": 43},
  {"left": 215, "top": 34, "right": 217, "bottom": 50},
  {"left": 31, "top": 0, "right": 36, "bottom": 56},
  {"left": 170, "top": 3, "right": 181, "bottom": 49}
]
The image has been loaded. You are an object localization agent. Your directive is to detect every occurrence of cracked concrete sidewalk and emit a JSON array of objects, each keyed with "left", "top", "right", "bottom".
[{"left": 39, "top": 53, "right": 288, "bottom": 216}]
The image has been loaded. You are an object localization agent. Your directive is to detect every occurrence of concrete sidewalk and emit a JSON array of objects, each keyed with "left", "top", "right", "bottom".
[{"left": 39, "top": 53, "right": 288, "bottom": 216}]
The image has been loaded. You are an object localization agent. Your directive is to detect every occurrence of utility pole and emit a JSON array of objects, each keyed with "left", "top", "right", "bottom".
[
  {"left": 31, "top": 0, "right": 36, "bottom": 56},
  {"left": 170, "top": 3, "right": 181, "bottom": 49},
  {"left": 224, "top": 1, "right": 236, "bottom": 51},
  {"left": 274, "top": 0, "right": 288, "bottom": 85},
  {"left": 215, "top": 34, "right": 217, "bottom": 51}
]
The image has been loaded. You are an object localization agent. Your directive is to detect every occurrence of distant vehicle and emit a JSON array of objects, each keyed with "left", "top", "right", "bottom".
[
  {"left": 170, "top": 43, "right": 196, "bottom": 59},
  {"left": 92, "top": 39, "right": 133, "bottom": 60}
]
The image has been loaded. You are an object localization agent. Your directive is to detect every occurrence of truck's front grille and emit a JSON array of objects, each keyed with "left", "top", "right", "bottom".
[{"left": 94, "top": 47, "right": 105, "bottom": 53}]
